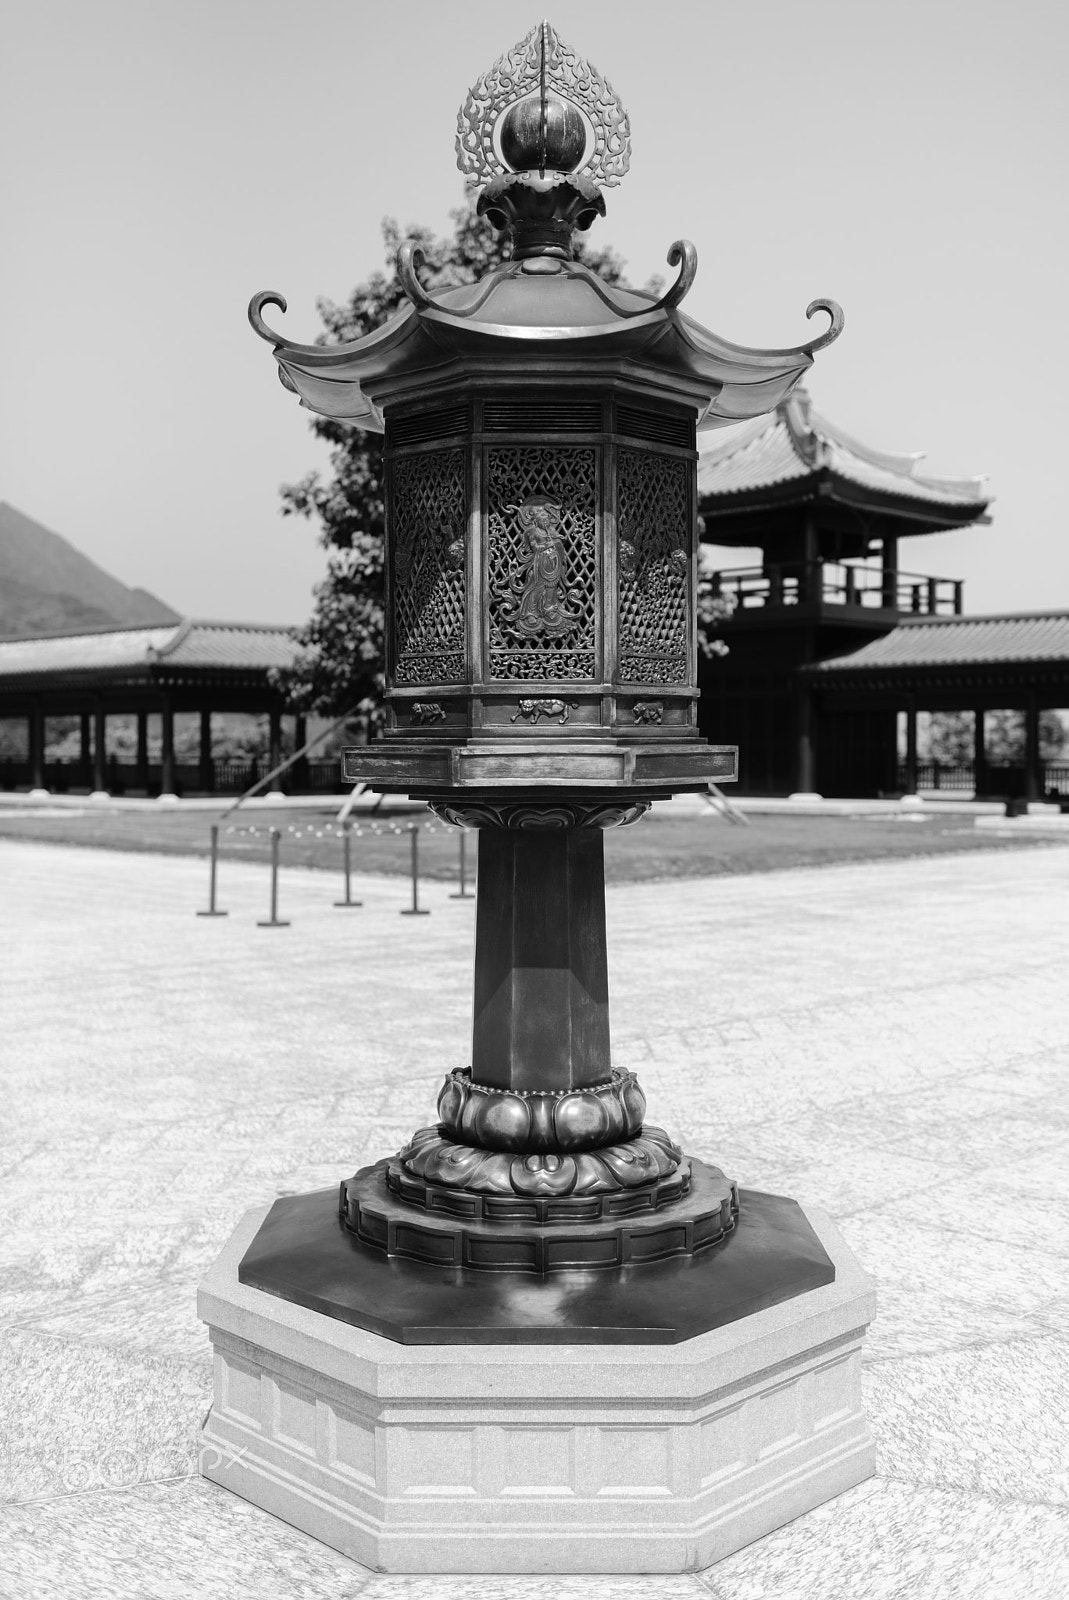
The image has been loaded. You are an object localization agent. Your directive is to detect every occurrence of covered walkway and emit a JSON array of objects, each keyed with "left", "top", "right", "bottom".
[
  {"left": 806, "top": 611, "right": 1069, "bottom": 801},
  {"left": 0, "top": 620, "right": 337, "bottom": 797}
]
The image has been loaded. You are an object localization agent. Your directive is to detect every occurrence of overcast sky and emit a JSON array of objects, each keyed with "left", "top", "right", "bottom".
[{"left": 3, "top": 0, "right": 1066, "bottom": 623}]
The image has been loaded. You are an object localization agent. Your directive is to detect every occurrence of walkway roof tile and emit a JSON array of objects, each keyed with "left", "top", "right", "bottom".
[
  {"left": 0, "top": 621, "right": 299, "bottom": 678},
  {"left": 807, "top": 613, "right": 1069, "bottom": 673}
]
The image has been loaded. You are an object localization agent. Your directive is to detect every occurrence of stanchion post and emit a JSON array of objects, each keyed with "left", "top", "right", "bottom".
[
  {"left": 334, "top": 820, "right": 363, "bottom": 909},
  {"left": 448, "top": 828, "right": 474, "bottom": 900},
  {"left": 196, "top": 824, "right": 228, "bottom": 918},
  {"left": 257, "top": 827, "right": 291, "bottom": 928},
  {"left": 400, "top": 823, "right": 430, "bottom": 917}
]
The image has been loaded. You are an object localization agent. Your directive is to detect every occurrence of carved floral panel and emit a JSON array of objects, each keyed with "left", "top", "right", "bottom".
[
  {"left": 617, "top": 448, "right": 689, "bottom": 684},
  {"left": 390, "top": 448, "right": 467, "bottom": 684}
]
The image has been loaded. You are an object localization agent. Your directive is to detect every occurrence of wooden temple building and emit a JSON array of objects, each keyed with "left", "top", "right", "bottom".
[
  {"left": 0, "top": 619, "right": 327, "bottom": 796},
  {"left": 697, "top": 391, "right": 1069, "bottom": 800}
]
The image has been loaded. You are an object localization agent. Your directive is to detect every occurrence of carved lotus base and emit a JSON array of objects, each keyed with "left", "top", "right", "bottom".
[
  {"left": 340, "top": 1154, "right": 737, "bottom": 1274},
  {"left": 436, "top": 1065, "right": 646, "bottom": 1154},
  {"left": 384, "top": 1154, "right": 692, "bottom": 1224},
  {"left": 395, "top": 1123, "right": 683, "bottom": 1197}
]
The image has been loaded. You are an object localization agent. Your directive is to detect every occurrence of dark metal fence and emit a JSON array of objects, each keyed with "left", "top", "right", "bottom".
[
  {"left": 896, "top": 761, "right": 1069, "bottom": 797},
  {"left": 897, "top": 762, "right": 975, "bottom": 791}
]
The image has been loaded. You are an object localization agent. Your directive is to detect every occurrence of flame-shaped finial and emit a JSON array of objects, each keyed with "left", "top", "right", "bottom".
[{"left": 456, "top": 21, "right": 630, "bottom": 190}]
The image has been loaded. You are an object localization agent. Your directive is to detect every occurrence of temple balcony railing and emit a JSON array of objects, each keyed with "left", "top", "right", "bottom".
[{"left": 709, "top": 562, "right": 963, "bottom": 617}]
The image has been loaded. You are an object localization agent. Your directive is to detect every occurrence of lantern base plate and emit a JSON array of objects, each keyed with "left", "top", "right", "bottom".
[
  {"left": 198, "top": 1198, "right": 875, "bottom": 1573},
  {"left": 234, "top": 1183, "right": 832, "bottom": 1345},
  {"left": 342, "top": 738, "right": 737, "bottom": 791}
]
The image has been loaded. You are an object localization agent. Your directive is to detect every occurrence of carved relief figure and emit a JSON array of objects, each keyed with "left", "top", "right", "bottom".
[
  {"left": 510, "top": 698, "right": 577, "bottom": 725},
  {"left": 497, "top": 496, "right": 582, "bottom": 642}
]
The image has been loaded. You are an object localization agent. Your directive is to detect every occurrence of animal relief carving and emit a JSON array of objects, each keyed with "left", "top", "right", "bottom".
[{"left": 510, "top": 699, "right": 578, "bottom": 725}]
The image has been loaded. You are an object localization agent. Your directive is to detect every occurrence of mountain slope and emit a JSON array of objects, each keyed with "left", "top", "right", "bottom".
[{"left": 0, "top": 502, "right": 180, "bottom": 637}]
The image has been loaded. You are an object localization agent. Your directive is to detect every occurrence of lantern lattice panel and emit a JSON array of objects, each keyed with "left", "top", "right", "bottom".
[
  {"left": 391, "top": 449, "right": 467, "bottom": 684},
  {"left": 617, "top": 448, "right": 689, "bottom": 684},
  {"left": 486, "top": 447, "right": 598, "bottom": 682}
]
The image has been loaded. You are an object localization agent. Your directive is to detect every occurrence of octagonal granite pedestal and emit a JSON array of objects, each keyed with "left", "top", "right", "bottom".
[{"left": 197, "top": 1194, "right": 876, "bottom": 1574}]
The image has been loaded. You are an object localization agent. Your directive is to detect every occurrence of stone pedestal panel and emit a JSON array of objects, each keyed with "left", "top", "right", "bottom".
[{"left": 199, "top": 1202, "right": 876, "bottom": 1574}]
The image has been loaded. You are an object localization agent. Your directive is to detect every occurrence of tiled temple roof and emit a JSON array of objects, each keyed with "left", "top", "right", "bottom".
[
  {"left": 698, "top": 390, "right": 990, "bottom": 514},
  {"left": 807, "top": 613, "right": 1069, "bottom": 673},
  {"left": 0, "top": 620, "right": 299, "bottom": 679}
]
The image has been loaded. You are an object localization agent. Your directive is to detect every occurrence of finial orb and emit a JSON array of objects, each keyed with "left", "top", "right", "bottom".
[{"left": 500, "top": 92, "right": 587, "bottom": 174}]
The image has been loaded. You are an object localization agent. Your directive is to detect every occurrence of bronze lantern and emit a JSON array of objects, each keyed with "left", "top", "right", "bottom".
[{"left": 243, "top": 20, "right": 843, "bottom": 1336}]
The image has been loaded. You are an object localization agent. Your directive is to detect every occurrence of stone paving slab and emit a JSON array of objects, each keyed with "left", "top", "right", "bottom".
[{"left": 2, "top": 839, "right": 1069, "bottom": 1598}]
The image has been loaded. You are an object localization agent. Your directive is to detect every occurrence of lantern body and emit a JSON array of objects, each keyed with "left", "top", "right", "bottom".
[{"left": 345, "top": 382, "right": 735, "bottom": 793}]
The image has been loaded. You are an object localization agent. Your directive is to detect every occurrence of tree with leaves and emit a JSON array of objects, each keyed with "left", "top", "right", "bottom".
[{"left": 273, "top": 200, "right": 627, "bottom": 735}]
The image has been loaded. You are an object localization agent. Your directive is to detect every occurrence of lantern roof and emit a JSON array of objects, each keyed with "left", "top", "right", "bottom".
[
  {"left": 250, "top": 255, "right": 842, "bottom": 435},
  {"left": 249, "top": 21, "right": 843, "bottom": 432}
]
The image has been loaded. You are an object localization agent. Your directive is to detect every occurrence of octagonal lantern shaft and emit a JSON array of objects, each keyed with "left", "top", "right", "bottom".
[{"left": 473, "top": 824, "right": 610, "bottom": 1093}]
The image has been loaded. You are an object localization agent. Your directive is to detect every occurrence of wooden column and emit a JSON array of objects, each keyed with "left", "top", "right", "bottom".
[
  {"left": 29, "top": 707, "right": 45, "bottom": 791},
  {"left": 472, "top": 827, "right": 610, "bottom": 1093},
  {"left": 903, "top": 699, "right": 918, "bottom": 794},
  {"left": 973, "top": 709, "right": 987, "bottom": 798},
  {"left": 80, "top": 713, "right": 91, "bottom": 784},
  {"left": 160, "top": 698, "right": 176, "bottom": 796},
  {"left": 801, "top": 514, "right": 819, "bottom": 603},
  {"left": 136, "top": 712, "right": 149, "bottom": 793},
  {"left": 881, "top": 534, "right": 899, "bottom": 609},
  {"left": 268, "top": 707, "right": 283, "bottom": 792},
  {"left": 199, "top": 710, "right": 213, "bottom": 793},
  {"left": 92, "top": 700, "right": 107, "bottom": 793},
  {"left": 794, "top": 682, "right": 816, "bottom": 794},
  {"left": 1024, "top": 694, "right": 1041, "bottom": 803}
]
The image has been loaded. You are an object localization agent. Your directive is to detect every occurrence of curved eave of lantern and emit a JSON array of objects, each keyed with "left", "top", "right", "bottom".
[
  {"left": 249, "top": 255, "right": 842, "bottom": 434},
  {"left": 249, "top": 293, "right": 440, "bottom": 430}
]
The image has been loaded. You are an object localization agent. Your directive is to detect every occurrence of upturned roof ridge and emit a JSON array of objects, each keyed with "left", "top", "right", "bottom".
[{"left": 699, "top": 388, "right": 989, "bottom": 506}]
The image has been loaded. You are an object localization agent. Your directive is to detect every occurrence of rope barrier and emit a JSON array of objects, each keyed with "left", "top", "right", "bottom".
[
  {"left": 400, "top": 824, "right": 430, "bottom": 917},
  {"left": 196, "top": 809, "right": 473, "bottom": 924},
  {"left": 449, "top": 829, "right": 474, "bottom": 899},
  {"left": 218, "top": 818, "right": 454, "bottom": 839},
  {"left": 195, "top": 824, "right": 228, "bottom": 918},
  {"left": 256, "top": 828, "right": 290, "bottom": 928},
  {"left": 333, "top": 819, "right": 363, "bottom": 910}
]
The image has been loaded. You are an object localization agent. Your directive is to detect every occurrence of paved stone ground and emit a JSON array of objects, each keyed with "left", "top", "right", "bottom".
[{"left": 2, "top": 837, "right": 1068, "bottom": 1600}]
